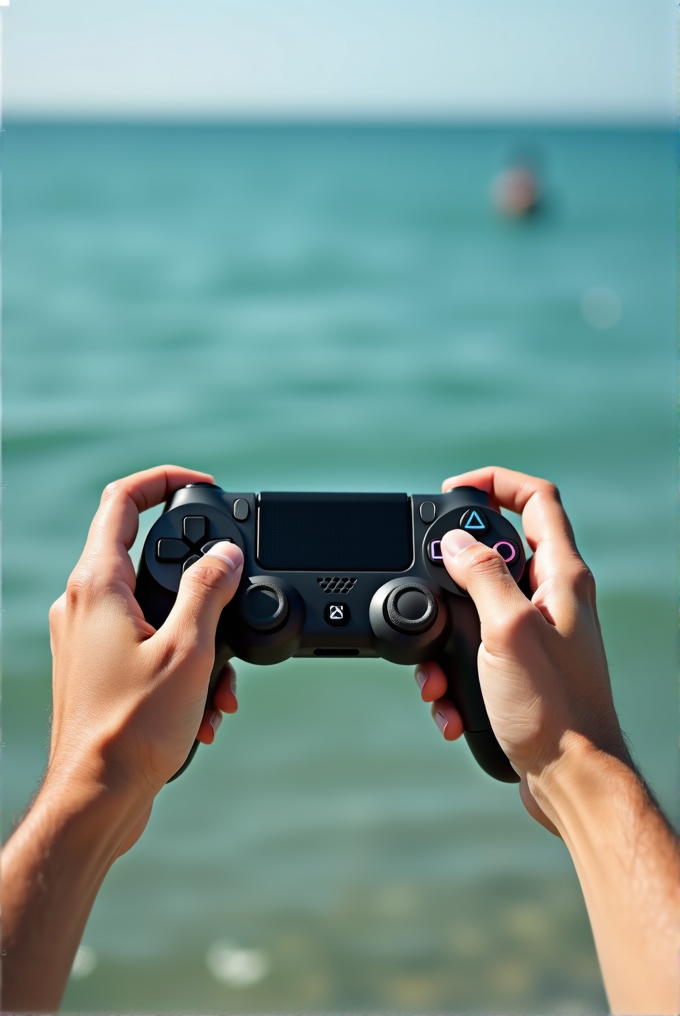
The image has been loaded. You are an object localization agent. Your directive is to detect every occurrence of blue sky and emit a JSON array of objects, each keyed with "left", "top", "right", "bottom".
[{"left": 3, "top": 0, "right": 675, "bottom": 121}]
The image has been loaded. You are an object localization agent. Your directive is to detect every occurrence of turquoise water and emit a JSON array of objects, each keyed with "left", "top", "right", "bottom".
[{"left": 2, "top": 123, "right": 676, "bottom": 1014}]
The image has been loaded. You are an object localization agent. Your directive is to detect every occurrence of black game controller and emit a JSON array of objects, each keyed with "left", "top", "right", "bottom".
[{"left": 135, "top": 484, "right": 527, "bottom": 784}]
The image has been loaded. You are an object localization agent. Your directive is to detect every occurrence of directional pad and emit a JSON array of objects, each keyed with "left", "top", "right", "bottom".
[
  {"left": 183, "top": 516, "right": 208, "bottom": 546},
  {"left": 154, "top": 514, "right": 235, "bottom": 570},
  {"left": 156, "top": 538, "right": 190, "bottom": 562}
]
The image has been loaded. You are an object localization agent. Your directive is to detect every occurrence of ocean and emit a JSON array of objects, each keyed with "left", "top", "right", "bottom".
[{"left": 2, "top": 122, "right": 676, "bottom": 1013}]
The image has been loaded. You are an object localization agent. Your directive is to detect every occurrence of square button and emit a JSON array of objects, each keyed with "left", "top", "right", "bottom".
[{"left": 427, "top": 539, "right": 444, "bottom": 564}]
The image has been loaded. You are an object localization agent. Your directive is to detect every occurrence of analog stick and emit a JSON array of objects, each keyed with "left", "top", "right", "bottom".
[
  {"left": 385, "top": 583, "right": 437, "bottom": 634},
  {"left": 241, "top": 582, "right": 289, "bottom": 632}
]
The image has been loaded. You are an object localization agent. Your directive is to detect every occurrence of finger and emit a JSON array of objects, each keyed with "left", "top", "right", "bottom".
[
  {"left": 440, "top": 529, "right": 542, "bottom": 651},
  {"left": 441, "top": 465, "right": 578, "bottom": 562},
  {"left": 414, "top": 662, "right": 448, "bottom": 703},
  {"left": 196, "top": 709, "right": 223, "bottom": 745},
  {"left": 153, "top": 542, "right": 244, "bottom": 659},
  {"left": 213, "top": 663, "right": 238, "bottom": 714},
  {"left": 441, "top": 466, "right": 592, "bottom": 628},
  {"left": 430, "top": 699, "right": 465, "bottom": 741},
  {"left": 79, "top": 465, "right": 215, "bottom": 590}
]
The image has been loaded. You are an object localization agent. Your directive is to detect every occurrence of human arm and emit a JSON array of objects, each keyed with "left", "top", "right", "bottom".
[
  {"left": 1, "top": 465, "right": 244, "bottom": 1014},
  {"left": 416, "top": 466, "right": 679, "bottom": 1016}
]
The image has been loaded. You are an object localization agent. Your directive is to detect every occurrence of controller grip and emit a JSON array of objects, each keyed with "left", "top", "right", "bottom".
[
  {"left": 167, "top": 645, "right": 233, "bottom": 783},
  {"left": 439, "top": 598, "right": 519, "bottom": 784},
  {"left": 464, "top": 730, "right": 519, "bottom": 784}
]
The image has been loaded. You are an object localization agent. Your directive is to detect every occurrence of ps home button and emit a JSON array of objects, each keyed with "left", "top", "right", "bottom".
[
  {"left": 325, "top": 603, "right": 350, "bottom": 626},
  {"left": 459, "top": 508, "right": 489, "bottom": 534}
]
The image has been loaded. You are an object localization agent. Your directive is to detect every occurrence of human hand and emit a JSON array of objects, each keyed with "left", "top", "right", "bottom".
[
  {"left": 46, "top": 465, "right": 244, "bottom": 853},
  {"left": 415, "top": 466, "right": 630, "bottom": 831}
]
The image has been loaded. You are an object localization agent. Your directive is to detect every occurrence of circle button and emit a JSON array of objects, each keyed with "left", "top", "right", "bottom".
[
  {"left": 493, "top": 540, "right": 518, "bottom": 564},
  {"left": 241, "top": 582, "right": 289, "bottom": 632},
  {"left": 385, "top": 583, "right": 437, "bottom": 634}
]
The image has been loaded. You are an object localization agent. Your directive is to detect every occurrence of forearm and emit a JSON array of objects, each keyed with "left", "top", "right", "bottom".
[
  {"left": 532, "top": 741, "right": 679, "bottom": 1016},
  {"left": 1, "top": 779, "right": 143, "bottom": 1013}
]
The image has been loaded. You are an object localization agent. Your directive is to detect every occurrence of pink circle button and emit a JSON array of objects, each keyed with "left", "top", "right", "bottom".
[{"left": 493, "top": 540, "right": 517, "bottom": 564}]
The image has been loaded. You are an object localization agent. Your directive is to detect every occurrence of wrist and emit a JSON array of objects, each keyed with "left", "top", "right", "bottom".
[
  {"left": 528, "top": 734, "right": 642, "bottom": 843},
  {"left": 36, "top": 763, "right": 153, "bottom": 870}
]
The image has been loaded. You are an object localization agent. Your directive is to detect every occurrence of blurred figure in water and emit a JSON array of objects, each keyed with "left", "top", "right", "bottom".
[{"left": 492, "top": 150, "right": 543, "bottom": 218}]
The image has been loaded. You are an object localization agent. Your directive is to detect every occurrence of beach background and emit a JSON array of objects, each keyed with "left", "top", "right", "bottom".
[{"left": 2, "top": 4, "right": 677, "bottom": 1015}]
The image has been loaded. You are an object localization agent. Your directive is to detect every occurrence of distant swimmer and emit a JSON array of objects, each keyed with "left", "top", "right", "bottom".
[{"left": 491, "top": 158, "right": 542, "bottom": 218}]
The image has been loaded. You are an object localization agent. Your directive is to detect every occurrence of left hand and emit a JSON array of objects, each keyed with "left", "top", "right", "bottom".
[{"left": 46, "top": 464, "right": 244, "bottom": 853}]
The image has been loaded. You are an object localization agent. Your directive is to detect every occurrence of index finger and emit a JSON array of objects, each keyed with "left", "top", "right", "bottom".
[
  {"left": 441, "top": 465, "right": 579, "bottom": 560},
  {"left": 83, "top": 464, "right": 215, "bottom": 564}
]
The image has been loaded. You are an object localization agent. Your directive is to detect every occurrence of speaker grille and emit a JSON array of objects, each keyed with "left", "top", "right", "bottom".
[{"left": 317, "top": 576, "right": 357, "bottom": 594}]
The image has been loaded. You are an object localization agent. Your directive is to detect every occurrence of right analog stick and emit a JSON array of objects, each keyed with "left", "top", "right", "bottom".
[
  {"left": 241, "top": 582, "right": 289, "bottom": 632},
  {"left": 385, "top": 583, "right": 437, "bottom": 634}
]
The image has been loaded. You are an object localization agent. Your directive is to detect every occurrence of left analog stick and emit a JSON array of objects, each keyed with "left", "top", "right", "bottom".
[{"left": 241, "top": 582, "right": 289, "bottom": 632}]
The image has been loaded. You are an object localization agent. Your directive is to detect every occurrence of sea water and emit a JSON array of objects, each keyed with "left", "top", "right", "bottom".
[{"left": 2, "top": 123, "right": 676, "bottom": 1014}]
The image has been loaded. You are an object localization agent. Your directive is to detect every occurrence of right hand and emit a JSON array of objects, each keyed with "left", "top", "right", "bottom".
[{"left": 416, "top": 466, "right": 630, "bottom": 831}]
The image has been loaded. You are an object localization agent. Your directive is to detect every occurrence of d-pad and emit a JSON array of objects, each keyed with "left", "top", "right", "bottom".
[{"left": 156, "top": 516, "right": 231, "bottom": 572}]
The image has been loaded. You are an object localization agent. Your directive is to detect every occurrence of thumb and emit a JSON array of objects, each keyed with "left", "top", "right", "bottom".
[
  {"left": 441, "top": 529, "right": 532, "bottom": 642},
  {"left": 158, "top": 542, "right": 244, "bottom": 657}
]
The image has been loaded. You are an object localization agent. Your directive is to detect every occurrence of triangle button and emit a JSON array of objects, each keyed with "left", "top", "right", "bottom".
[{"left": 460, "top": 508, "right": 489, "bottom": 533}]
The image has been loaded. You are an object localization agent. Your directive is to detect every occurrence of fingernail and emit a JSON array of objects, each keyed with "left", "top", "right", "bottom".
[
  {"left": 205, "top": 542, "right": 243, "bottom": 571},
  {"left": 210, "top": 711, "right": 222, "bottom": 733},
  {"left": 415, "top": 669, "right": 427, "bottom": 691},
  {"left": 435, "top": 710, "right": 448, "bottom": 735},
  {"left": 441, "top": 529, "right": 477, "bottom": 556}
]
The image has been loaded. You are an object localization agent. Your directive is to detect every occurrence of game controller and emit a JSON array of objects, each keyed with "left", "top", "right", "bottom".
[{"left": 135, "top": 483, "right": 527, "bottom": 784}]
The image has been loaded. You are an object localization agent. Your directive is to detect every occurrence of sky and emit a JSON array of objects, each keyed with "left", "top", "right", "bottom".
[{"left": 2, "top": 0, "right": 676, "bottom": 121}]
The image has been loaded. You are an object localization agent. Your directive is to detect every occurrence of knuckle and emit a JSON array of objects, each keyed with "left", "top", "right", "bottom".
[
  {"left": 102, "top": 479, "right": 121, "bottom": 499},
  {"left": 65, "top": 569, "right": 89, "bottom": 608},
  {"left": 484, "top": 605, "right": 536, "bottom": 650},
  {"left": 569, "top": 560, "right": 596, "bottom": 599},
  {"left": 48, "top": 596, "right": 65, "bottom": 629},
  {"left": 101, "top": 479, "right": 127, "bottom": 505},
  {"left": 65, "top": 565, "right": 103, "bottom": 608},
  {"left": 539, "top": 480, "right": 561, "bottom": 504}
]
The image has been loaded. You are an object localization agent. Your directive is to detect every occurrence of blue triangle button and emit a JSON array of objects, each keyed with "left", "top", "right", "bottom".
[{"left": 460, "top": 508, "right": 488, "bottom": 533}]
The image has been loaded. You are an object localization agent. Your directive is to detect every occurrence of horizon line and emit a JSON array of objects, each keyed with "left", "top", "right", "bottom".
[{"left": 2, "top": 112, "right": 675, "bottom": 131}]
